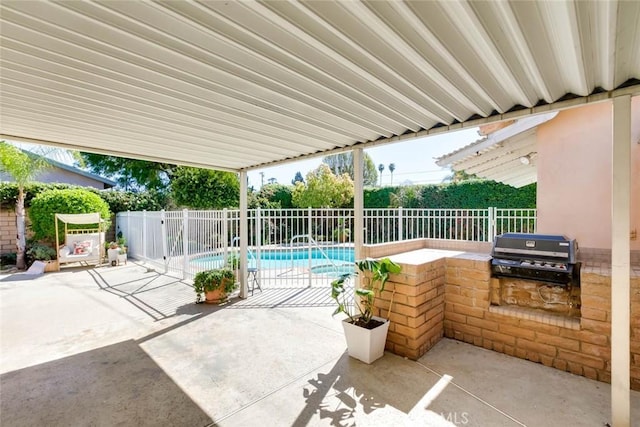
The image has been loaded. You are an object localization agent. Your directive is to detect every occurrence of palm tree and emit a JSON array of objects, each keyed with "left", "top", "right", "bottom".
[
  {"left": 378, "top": 163, "right": 384, "bottom": 186},
  {"left": 388, "top": 163, "right": 396, "bottom": 185},
  {"left": 0, "top": 142, "right": 49, "bottom": 269}
]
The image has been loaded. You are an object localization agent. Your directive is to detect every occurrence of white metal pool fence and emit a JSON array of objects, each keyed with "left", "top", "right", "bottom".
[{"left": 116, "top": 207, "right": 536, "bottom": 288}]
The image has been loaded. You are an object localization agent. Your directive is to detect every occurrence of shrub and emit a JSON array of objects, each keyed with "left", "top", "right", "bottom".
[
  {"left": 0, "top": 182, "right": 167, "bottom": 213},
  {"left": 98, "top": 189, "right": 166, "bottom": 213},
  {"left": 29, "top": 189, "right": 111, "bottom": 242},
  {"left": 255, "top": 184, "right": 293, "bottom": 208},
  {"left": 26, "top": 243, "right": 56, "bottom": 264},
  {"left": 1, "top": 252, "right": 17, "bottom": 268},
  {"left": 171, "top": 167, "right": 239, "bottom": 209}
]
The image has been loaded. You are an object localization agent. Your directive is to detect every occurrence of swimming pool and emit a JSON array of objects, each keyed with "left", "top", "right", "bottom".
[{"left": 191, "top": 247, "right": 354, "bottom": 275}]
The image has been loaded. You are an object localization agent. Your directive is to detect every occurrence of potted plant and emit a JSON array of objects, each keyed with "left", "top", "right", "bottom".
[
  {"left": 331, "top": 257, "right": 401, "bottom": 364},
  {"left": 116, "top": 234, "right": 128, "bottom": 254},
  {"left": 26, "top": 242, "right": 58, "bottom": 272},
  {"left": 332, "top": 219, "right": 351, "bottom": 243},
  {"left": 107, "top": 241, "right": 120, "bottom": 266},
  {"left": 193, "top": 268, "right": 236, "bottom": 304}
]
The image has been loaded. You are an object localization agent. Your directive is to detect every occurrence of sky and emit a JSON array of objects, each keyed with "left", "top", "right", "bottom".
[{"left": 247, "top": 126, "right": 481, "bottom": 189}]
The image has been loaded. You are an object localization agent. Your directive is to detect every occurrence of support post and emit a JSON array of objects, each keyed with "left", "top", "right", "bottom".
[
  {"left": 308, "top": 206, "right": 313, "bottom": 288},
  {"left": 488, "top": 207, "right": 495, "bottom": 243},
  {"left": 398, "top": 206, "right": 403, "bottom": 242},
  {"left": 239, "top": 171, "right": 248, "bottom": 299},
  {"left": 161, "top": 209, "right": 168, "bottom": 274},
  {"left": 353, "top": 148, "right": 364, "bottom": 262},
  {"left": 182, "top": 209, "right": 189, "bottom": 279},
  {"left": 142, "top": 210, "right": 147, "bottom": 261},
  {"left": 611, "top": 95, "right": 631, "bottom": 426},
  {"left": 255, "top": 207, "right": 262, "bottom": 271}
]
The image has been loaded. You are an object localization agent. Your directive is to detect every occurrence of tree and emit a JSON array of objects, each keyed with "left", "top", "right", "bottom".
[
  {"left": 267, "top": 177, "right": 277, "bottom": 185},
  {"left": 80, "top": 153, "right": 176, "bottom": 192},
  {"left": 171, "top": 166, "right": 239, "bottom": 209},
  {"left": 388, "top": 163, "right": 396, "bottom": 185},
  {"left": 0, "top": 142, "right": 49, "bottom": 269},
  {"left": 322, "top": 152, "right": 378, "bottom": 186},
  {"left": 291, "top": 171, "right": 304, "bottom": 185},
  {"left": 254, "top": 183, "right": 293, "bottom": 208},
  {"left": 378, "top": 163, "right": 385, "bottom": 186},
  {"left": 442, "top": 168, "right": 477, "bottom": 183},
  {"left": 291, "top": 164, "right": 353, "bottom": 208}
]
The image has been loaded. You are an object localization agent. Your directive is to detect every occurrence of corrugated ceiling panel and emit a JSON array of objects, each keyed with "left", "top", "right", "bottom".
[{"left": 1, "top": 0, "right": 639, "bottom": 171}]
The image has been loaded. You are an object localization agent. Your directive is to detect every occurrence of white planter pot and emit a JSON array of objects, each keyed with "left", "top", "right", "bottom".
[
  {"left": 341, "top": 316, "right": 390, "bottom": 364},
  {"left": 107, "top": 248, "right": 120, "bottom": 265}
]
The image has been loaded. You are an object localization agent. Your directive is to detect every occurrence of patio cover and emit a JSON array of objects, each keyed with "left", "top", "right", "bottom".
[
  {"left": 1, "top": 2, "right": 638, "bottom": 424},
  {"left": 1, "top": 0, "right": 639, "bottom": 171}
]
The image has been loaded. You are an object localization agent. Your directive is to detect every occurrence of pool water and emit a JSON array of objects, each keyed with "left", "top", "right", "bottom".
[{"left": 191, "top": 247, "right": 354, "bottom": 275}]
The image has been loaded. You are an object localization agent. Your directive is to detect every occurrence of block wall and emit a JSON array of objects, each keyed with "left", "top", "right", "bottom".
[
  {"left": 443, "top": 255, "right": 640, "bottom": 390},
  {"left": 1, "top": 207, "right": 20, "bottom": 255},
  {"left": 372, "top": 257, "right": 446, "bottom": 360}
]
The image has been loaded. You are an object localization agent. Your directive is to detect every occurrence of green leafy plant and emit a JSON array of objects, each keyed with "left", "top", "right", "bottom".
[
  {"left": 1, "top": 252, "right": 17, "bottom": 268},
  {"left": 331, "top": 257, "right": 401, "bottom": 327},
  {"left": 226, "top": 252, "right": 240, "bottom": 270},
  {"left": 193, "top": 268, "right": 236, "bottom": 303},
  {"left": 26, "top": 243, "right": 56, "bottom": 264},
  {"left": 29, "top": 188, "right": 111, "bottom": 242},
  {"left": 332, "top": 218, "right": 351, "bottom": 242},
  {"left": 116, "top": 234, "right": 127, "bottom": 252}
]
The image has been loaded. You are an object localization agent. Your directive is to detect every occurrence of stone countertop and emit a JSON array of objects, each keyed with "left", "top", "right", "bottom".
[
  {"left": 582, "top": 261, "right": 640, "bottom": 278},
  {"left": 386, "top": 248, "right": 465, "bottom": 266}
]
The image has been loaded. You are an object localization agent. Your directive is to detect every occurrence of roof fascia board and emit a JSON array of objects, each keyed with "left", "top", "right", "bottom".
[
  {"left": 0, "top": 134, "right": 239, "bottom": 173},
  {"left": 435, "top": 113, "right": 556, "bottom": 166},
  {"left": 5, "top": 85, "right": 639, "bottom": 174},
  {"left": 244, "top": 84, "right": 640, "bottom": 172}
]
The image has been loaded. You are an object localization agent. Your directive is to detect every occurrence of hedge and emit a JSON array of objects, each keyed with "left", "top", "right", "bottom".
[
  {"left": 29, "top": 189, "right": 112, "bottom": 242},
  {"left": 365, "top": 181, "right": 536, "bottom": 209},
  {"left": 0, "top": 182, "right": 164, "bottom": 213}
]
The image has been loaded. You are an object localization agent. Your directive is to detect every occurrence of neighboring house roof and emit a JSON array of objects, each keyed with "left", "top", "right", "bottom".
[
  {"left": 43, "top": 156, "right": 117, "bottom": 188},
  {"left": 0, "top": 144, "right": 117, "bottom": 188},
  {"left": 435, "top": 112, "right": 558, "bottom": 188}
]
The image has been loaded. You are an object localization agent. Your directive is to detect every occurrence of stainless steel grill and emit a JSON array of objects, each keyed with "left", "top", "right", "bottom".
[{"left": 490, "top": 233, "right": 580, "bottom": 286}]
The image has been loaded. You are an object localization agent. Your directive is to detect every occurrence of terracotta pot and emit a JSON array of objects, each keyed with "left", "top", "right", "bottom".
[
  {"left": 204, "top": 288, "right": 226, "bottom": 304},
  {"left": 44, "top": 260, "right": 59, "bottom": 273}
]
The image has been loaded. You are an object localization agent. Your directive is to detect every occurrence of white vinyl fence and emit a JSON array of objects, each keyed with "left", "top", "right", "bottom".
[{"left": 117, "top": 207, "right": 536, "bottom": 288}]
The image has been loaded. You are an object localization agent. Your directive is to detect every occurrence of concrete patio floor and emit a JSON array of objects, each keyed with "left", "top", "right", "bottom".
[{"left": 1, "top": 263, "right": 638, "bottom": 426}]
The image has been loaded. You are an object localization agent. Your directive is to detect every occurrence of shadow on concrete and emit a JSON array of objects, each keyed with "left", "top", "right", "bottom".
[
  {"left": 0, "top": 339, "right": 215, "bottom": 427},
  {"left": 292, "top": 352, "right": 438, "bottom": 427},
  {"left": 86, "top": 267, "right": 197, "bottom": 321},
  {"left": 229, "top": 287, "right": 352, "bottom": 309},
  {"left": 0, "top": 273, "right": 43, "bottom": 282}
]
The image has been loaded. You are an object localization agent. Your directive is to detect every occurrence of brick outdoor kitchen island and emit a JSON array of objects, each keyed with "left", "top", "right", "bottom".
[{"left": 363, "top": 240, "right": 640, "bottom": 391}]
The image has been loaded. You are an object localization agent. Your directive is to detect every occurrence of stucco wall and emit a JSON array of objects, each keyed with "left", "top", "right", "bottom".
[{"left": 536, "top": 97, "right": 640, "bottom": 251}]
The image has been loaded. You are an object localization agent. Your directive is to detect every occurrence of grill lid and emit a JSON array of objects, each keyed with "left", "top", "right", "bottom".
[
  {"left": 491, "top": 233, "right": 577, "bottom": 264},
  {"left": 490, "top": 233, "right": 579, "bottom": 286}
]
